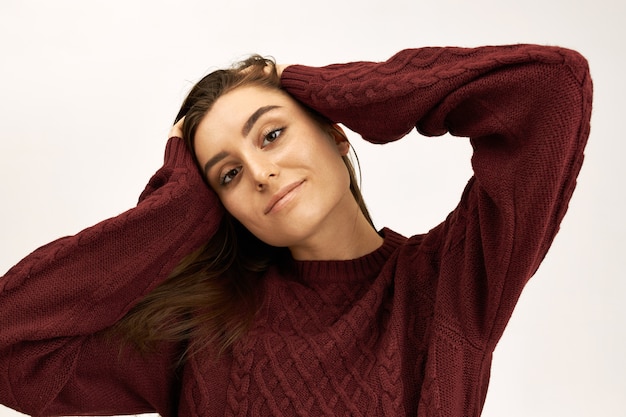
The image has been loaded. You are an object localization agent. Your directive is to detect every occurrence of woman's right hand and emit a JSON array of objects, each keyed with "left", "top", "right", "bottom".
[{"left": 169, "top": 116, "right": 185, "bottom": 139}]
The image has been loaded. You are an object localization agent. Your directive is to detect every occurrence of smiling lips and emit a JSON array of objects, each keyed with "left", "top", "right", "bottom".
[{"left": 264, "top": 180, "right": 305, "bottom": 215}]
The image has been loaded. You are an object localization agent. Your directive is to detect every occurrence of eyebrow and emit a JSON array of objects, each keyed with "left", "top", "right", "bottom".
[
  {"left": 203, "top": 105, "right": 282, "bottom": 178},
  {"left": 241, "top": 105, "right": 281, "bottom": 137},
  {"left": 203, "top": 151, "right": 229, "bottom": 178}
]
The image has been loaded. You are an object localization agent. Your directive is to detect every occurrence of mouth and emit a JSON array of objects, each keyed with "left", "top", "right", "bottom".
[{"left": 264, "top": 180, "right": 305, "bottom": 215}]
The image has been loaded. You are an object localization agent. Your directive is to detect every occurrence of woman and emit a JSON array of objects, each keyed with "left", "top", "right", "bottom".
[{"left": 0, "top": 44, "right": 592, "bottom": 416}]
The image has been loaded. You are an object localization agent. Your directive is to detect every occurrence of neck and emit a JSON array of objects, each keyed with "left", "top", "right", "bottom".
[{"left": 289, "top": 205, "right": 383, "bottom": 261}]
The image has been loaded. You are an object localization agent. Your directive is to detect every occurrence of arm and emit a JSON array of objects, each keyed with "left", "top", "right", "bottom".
[
  {"left": 281, "top": 44, "right": 592, "bottom": 346},
  {"left": 0, "top": 137, "right": 222, "bottom": 415}
]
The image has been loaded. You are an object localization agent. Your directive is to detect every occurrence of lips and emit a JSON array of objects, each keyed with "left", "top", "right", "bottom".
[{"left": 264, "top": 180, "right": 305, "bottom": 215}]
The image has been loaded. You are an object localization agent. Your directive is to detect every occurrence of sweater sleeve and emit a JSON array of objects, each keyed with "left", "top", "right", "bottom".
[
  {"left": 281, "top": 45, "right": 592, "bottom": 347},
  {"left": 0, "top": 137, "right": 223, "bottom": 415}
]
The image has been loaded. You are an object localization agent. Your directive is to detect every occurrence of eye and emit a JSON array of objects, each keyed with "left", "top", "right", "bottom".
[
  {"left": 261, "top": 127, "right": 284, "bottom": 148},
  {"left": 220, "top": 166, "right": 241, "bottom": 186}
]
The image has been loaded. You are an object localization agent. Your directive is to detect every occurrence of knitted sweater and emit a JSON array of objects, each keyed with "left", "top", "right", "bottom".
[{"left": 0, "top": 44, "right": 592, "bottom": 417}]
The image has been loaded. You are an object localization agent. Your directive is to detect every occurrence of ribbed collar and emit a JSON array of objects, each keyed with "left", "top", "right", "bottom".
[{"left": 289, "top": 228, "right": 407, "bottom": 285}]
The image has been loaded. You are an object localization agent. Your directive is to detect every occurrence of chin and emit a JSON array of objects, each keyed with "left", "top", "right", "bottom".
[{"left": 253, "top": 224, "right": 314, "bottom": 249}]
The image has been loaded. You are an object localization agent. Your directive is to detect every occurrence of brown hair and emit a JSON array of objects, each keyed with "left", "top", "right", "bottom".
[{"left": 116, "top": 56, "right": 373, "bottom": 360}]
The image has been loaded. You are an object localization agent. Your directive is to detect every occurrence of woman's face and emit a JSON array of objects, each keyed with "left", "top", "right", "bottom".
[{"left": 194, "top": 85, "right": 357, "bottom": 257}]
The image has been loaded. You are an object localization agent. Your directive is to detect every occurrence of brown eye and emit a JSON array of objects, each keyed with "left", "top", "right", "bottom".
[
  {"left": 262, "top": 128, "right": 284, "bottom": 147},
  {"left": 220, "top": 167, "right": 241, "bottom": 186}
]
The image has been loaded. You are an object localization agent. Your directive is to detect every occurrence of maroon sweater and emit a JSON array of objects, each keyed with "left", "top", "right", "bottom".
[{"left": 0, "top": 45, "right": 592, "bottom": 416}]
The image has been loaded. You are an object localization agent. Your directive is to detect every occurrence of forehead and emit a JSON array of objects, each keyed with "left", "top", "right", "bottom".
[
  {"left": 195, "top": 85, "right": 309, "bottom": 153},
  {"left": 194, "top": 85, "right": 300, "bottom": 162},
  {"left": 201, "top": 85, "right": 290, "bottom": 127}
]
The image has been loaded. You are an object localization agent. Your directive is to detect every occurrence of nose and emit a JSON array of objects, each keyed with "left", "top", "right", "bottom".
[
  {"left": 256, "top": 174, "right": 276, "bottom": 191},
  {"left": 248, "top": 156, "right": 277, "bottom": 191}
]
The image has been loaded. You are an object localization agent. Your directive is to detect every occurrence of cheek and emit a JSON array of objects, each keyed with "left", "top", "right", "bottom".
[
  {"left": 220, "top": 192, "right": 265, "bottom": 235},
  {"left": 319, "top": 147, "right": 351, "bottom": 186},
  {"left": 221, "top": 194, "right": 249, "bottom": 221}
]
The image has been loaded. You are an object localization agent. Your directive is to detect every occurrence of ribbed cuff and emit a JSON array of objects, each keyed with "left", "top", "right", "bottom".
[
  {"left": 164, "top": 136, "right": 195, "bottom": 169},
  {"left": 280, "top": 64, "right": 318, "bottom": 97}
]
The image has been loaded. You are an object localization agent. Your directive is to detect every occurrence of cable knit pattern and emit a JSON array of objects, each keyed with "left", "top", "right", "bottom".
[{"left": 0, "top": 44, "right": 592, "bottom": 416}]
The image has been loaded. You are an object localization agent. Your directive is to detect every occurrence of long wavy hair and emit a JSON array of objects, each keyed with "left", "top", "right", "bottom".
[{"left": 115, "top": 56, "right": 374, "bottom": 359}]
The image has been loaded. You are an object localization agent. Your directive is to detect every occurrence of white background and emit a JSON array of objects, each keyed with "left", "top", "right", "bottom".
[{"left": 1, "top": 0, "right": 624, "bottom": 416}]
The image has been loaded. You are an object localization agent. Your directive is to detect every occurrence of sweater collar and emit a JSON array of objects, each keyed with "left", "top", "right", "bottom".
[{"left": 288, "top": 228, "right": 407, "bottom": 285}]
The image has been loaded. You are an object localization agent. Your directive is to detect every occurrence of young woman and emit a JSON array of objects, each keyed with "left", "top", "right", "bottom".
[{"left": 0, "top": 44, "right": 592, "bottom": 416}]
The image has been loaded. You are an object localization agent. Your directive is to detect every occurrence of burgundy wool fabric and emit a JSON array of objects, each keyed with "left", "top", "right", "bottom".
[{"left": 0, "top": 44, "right": 592, "bottom": 416}]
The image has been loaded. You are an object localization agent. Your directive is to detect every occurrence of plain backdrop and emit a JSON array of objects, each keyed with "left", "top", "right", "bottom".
[{"left": 1, "top": 0, "right": 624, "bottom": 416}]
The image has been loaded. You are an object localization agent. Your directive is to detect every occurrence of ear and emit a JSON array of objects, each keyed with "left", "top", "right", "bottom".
[{"left": 329, "top": 124, "right": 350, "bottom": 156}]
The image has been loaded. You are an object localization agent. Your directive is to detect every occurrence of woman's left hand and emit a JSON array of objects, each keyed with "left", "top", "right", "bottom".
[{"left": 276, "top": 64, "right": 287, "bottom": 78}]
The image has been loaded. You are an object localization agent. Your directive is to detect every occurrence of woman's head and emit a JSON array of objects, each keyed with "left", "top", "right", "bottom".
[
  {"left": 116, "top": 56, "right": 375, "bottom": 358},
  {"left": 177, "top": 56, "right": 373, "bottom": 257}
]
